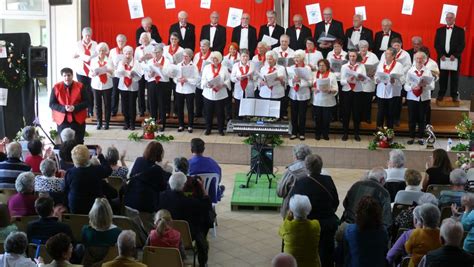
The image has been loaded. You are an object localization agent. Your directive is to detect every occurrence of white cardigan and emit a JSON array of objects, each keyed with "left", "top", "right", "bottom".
[
  {"left": 404, "top": 65, "right": 435, "bottom": 102},
  {"left": 89, "top": 57, "right": 113, "bottom": 90},
  {"left": 230, "top": 61, "right": 256, "bottom": 99},
  {"left": 311, "top": 72, "right": 338, "bottom": 107},
  {"left": 201, "top": 64, "right": 231, "bottom": 101},
  {"left": 258, "top": 64, "right": 287, "bottom": 99},
  {"left": 287, "top": 65, "right": 313, "bottom": 101},
  {"left": 340, "top": 63, "right": 367, "bottom": 92}
]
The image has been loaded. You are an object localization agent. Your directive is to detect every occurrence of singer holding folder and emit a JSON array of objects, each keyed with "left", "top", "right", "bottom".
[
  {"left": 258, "top": 50, "right": 287, "bottom": 118},
  {"left": 230, "top": 49, "right": 255, "bottom": 122}
]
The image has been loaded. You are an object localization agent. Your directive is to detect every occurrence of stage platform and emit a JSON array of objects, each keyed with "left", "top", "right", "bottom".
[
  {"left": 230, "top": 173, "right": 282, "bottom": 211},
  {"left": 86, "top": 99, "right": 471, "bottom": 137}
]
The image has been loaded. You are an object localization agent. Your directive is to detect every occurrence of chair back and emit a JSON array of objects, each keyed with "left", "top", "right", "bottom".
[
  {"left": 170, "top": 220, "right": 193, "bottom": 249},
  {"left": 392, "top": 203, "right": 412, "bottom": 219},
  {"left": 400, "top": 256, "right": 411, "bottom": 267},
  {"left": 0, "top": 188, "right": 17, "bottom": 203},
  {"left": 28, "top": 243, "right": 52, "bottom": 264},
  {"left": 440, "top": 206, "right": 453, "bottom": 223},
  {"left": 143, "top": 246, "right": 183, "bottom": 267},
  {"left": 426, "top": 184, "right": 452, "bottom": 198},
  {"left": 194, "top": 173, "right": 219, "bottom": 203},
  {"left": 12, "top": 215, "right": 40, "bottom": 232},
  {"left": 82, "top": 245, "right": 118, "bottom": 267},
  {"left": 112, "top": 216, "right": 146, "bottom": 248},
  {"left": 384, "top": 181, "right": 406, "bottom": 202},
  {"left": 62, "top": 213, "right": 90, "bottom": 243},
  {"left": 107, "top": 176, "right": 124, "bottom": 193}
]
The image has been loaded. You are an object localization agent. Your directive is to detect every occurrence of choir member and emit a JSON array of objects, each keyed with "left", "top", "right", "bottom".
[
  {"left": 135, "top": 16, "right": 162, "bottom": 46},
  {"left": 163, "top": 32, "right": 185, "bottom": 118},
  {"left": 231, "top": 13, "right": 258, "bottom": 58},
  {"left": 134, "top": 32, "right": 154, "bottom": 117},
  {"left": 358, "top": 40, "right": 380, "bottom": 124},
  {"left": 223, "top": 42, "right": 241, "bottom": 121},
  {"left": 286, "top": 14, "right": 312, "bottom": 51},
  {"left": 174, "top": 49, "right": 200, "bottom": 133},
  {"left": 109, "top": 34, "right": 127, "bottom": 117},
  {"left": 418, "top": 46, "right": 440, "bottom": 125},
  {"left": 258, "top": 51, "right": 287, "bottom": 118},
  {"left": 201, "top": 51, "right": 231, "bottom": 135},
  {"left": 287, "top": 50, "right": 313, "bottom": 140},
  {"left": 312, "top": 59, "right": 338, "bottom": 140},
  {"left": 169, "top": 11, "right": 196, "bottom": 51},
  {"left": 314, "top": 7, "right": 344, "bottom": 57},
  {"left": 252, "top": 41, "right": 269, "bottom": 70},
  {"left": 407, "top": 36, "right": 423, "bottom": 62},
  {"left": 304, "top": 37, "right": 324, "bottom": 71},
  {"left": 375, "top": 47, "right": 405, "bottom": 129},
  {"left": 145, "top": 45, "right": 171, "bottom": 131},
  {"left": 193, "top": 39, "right": 213, "bottom": 118},
  {"left": 200, "top": 11, "right": 226, "bottom": 54},
  {"left": 434, "top": 12, "right": 465, "bottom": 102},
  {"left": 115, "top": 46, "right": 142, "bottom": 130},
  {"left": 405, "top": 51, "right": 435, "bottom": 145},
  {"left": 273, "top": 34, "right": 294, "bottom": 119},
  {"left": 230, "top": 49, "right": 255, "bottom": 125},
  {"left": 90, "top": 42, "right": 114, "bottom": 130},
  {"left": 326, "top": 39, "right": 347, "bottom": 122},
  {"left": 340, "top": 50, "right": 367, "bottom": 141},
  {"left": 73, "top": 27, "right": 97, "bottom": 117},
  {"left": 344, "top": 14, "right": 373, "bottom": 51},
  {"left": 373, "top": 19, "right": 403, "bottom": 58},
  {"left": 258, "top": 10, "right": 285, "bottom": 49}
]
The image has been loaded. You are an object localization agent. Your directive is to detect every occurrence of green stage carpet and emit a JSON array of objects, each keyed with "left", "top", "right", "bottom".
[{"left": 230, "top": 173, "right": 283, "bottom": 209}]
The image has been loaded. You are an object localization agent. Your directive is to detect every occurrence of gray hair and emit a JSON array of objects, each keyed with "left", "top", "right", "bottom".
[
  {"left": 289, "top": 194, "right": 312, "bottom": 219},
  {"left": 15, "top": 172, "right": 35, "bottom": 193},
  {"left": 265, "top": 50, "right": 278, "bottom": 61},
  {"left": 183, "top": 48, "right": 194, "bottom": 58},
  {"left": 293, "top": 49, "right": 306, "bottom": 60},
  {"left": 60, "top": 127, "right": 75, "bottom": 142},
  {"left": 462, "top": 193, "right": 474, "bottom": 209},
  {"left": 367, "top": 167, "right": 387, "bottom": 184},
  {"left": 4, "top": 231, "right": 28, "bottom": 254},
  {"left": 279, "top": 34, "right": 290, "bottom": 42},
  {"left": 257, "top": 41, "right": 270, "bottom": 49},
  {"left": 22, "top": 126, "right": 37, "bottom": 141},
  {"left": 210, "top": 51, "right": 223, "bottom": 63},
  {"left": 178, "top": 10, "right": 188, "bottom": 19},
  {"left": 381, "top": 18, "right": 392, "bottom": 26},
  {"left": 6, "top": 142, "right": 22, "bottom": 158},
  {"left": 82, "top": 27, "right": 93, "bottom": 36},
  {"left": 169, "top": 172, "right": 187, "bottom": 191},
  {"left": 141, "top": 16, "right": 152, "bottom": 24},
  {"left": 389, "top": 149, "right": 405, "bottom": 168},
  {"left": 292, "top": 144, "right": 311, "bottom": 161},
  {"left": 139, "top": 32, "right": 151, "bottom": 45},
  {"left": 271, "top": 253, "right": 297, "bottom": 267},
  {"left": 417, "top": 193, "right": 439, "bottom": 206},
  {"left": 123, "top": 45, "right": 134, "bottom": 54},
  {"left": 413, "top": 205, "right": 423, "bottom": 227},
  {"left": 419, "top": 203, "right": 441, "bottom": 228},
  {"left": 411, "top": 36, "right": 422, "bottom": 43},
  {"left": 152, "top": 44, "right": 164, "bottom": 53},
  {"left": 96, "top": 42, "right": 110, "bottom": 54},
  {"left": 173, "top": 157, "right": 189, "bottom": 174},
  {"left": 105, "top": 146, "right": 119, "bottom": 165},
  {"left": 200, "top": 39, "right": 210, "bottom": 47},
  {"left": 440, "top": 218, "right": 464, "bottom": 246},
  {"left": 40, "top": 159, "right": 57, "bottom": 177},
  {"left": 386, "top": 47, "right": 397, "bottom": 57},
  {"left": 449, "top": 168, "right": 467, "bottom": 186},
  {"left": 117, "top": 230, "right": 136, "bottom": 257},
  {"left": 358, "top": 40, "right": 369, "bottom": 48},
  {"left": 116, "top": 34, "right": 127, "bottom": 42},
  {"left": 304, "top": 154, "right": 323, "bottom": 176}
]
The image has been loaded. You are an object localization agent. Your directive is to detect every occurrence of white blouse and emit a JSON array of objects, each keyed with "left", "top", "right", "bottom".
[
  {"left": 311, "top": 72, "right": 338, "bottom": 107},
  {"left": 174, "top": 61, "right": 200, "bottom": 94},
  {"left": 230, "top": 61, "right": 256, "bottom": 100},
  {"left": 404, "top": 65, "right": 435, "bottom": 102},
  {"left": 380, "top": 49, "right": 412, "bottom": 74},
  {"left": 272, "top": 47, "right": 295, "bottom": 59},
  {"left": 258, "top": 64, "right": 287, "bottom": 99},
  {"left": 287, "top": 65, "right": 313, "bottom": 101},
  {"left": 115, "top": 59, "right": 142, "bottom": 92},
  {"left": 163, "top": 45, "right": 184, "bottom": 64},
  {"left": 193, "top": 51, "right": 213, "bottom": 89},
  {"left": 144, "top": 56, "right": 171, "bottom": 83},
  {"left": 375, "top": 61, "right": 405, "bottom": 99},
  {"left": 223, "top": 53, "right": 241, "bottom": 72},
  {"left": 89, "top": 57, "right": 113, "bottom": 90},
  {"left": 73, "top": 40, "right": 97, "bottom": 76},
  {"left": 109, "top": 47, "right": 125, "bottom": 77},
  {"left": 340, "top": 63, "right": 367, "bottom": 92},
  {"left": 134, "top": 44, "right": 155, "bottom": 70},
  {"left": 201, "top": 64, "right": 231, "bottom": 101},
  {"left": 360, "top": 52, "right": 380, "bottom": 92},
  {"left": 326, "top": 50, "right": 348, "bottom": 81},
  {"left": 305, "top": 50, "right": 324, "bottom": 71}
]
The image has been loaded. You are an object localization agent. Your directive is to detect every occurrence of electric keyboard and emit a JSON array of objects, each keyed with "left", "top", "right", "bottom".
[{"left": 226, "top": 120, "right": 291, "bottom": 135}]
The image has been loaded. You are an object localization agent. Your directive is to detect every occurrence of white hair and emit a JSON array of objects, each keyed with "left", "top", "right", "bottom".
[
  {"left": 139, "top": 32, "right": 151, "bottom": 45},
  {"left": 96, "top": 42, "right": 110, "bottom": 54},
  {"left": 200, "top": 39, "right": 210, "bottom": 47},
  {"left": 450, "top": 168, "right": 467, "bottom": 186},
  {"left": 117, "top": 230, "right": 136, "bottom": 257},
  {"left": 60, "top": 127, "right": 75, "bottom": 142},
  {"left": 123, "top": 45, "right": 134, "bottom": 54},
  {"left": 367, "top": 167, "right": 387, "bottom": 184},
  {"left": 40, "top": 159, "right": 57, "bottom": 177},
  {"left": 152, "top": 44, "right": 164, "bottom": 53},
  {"left": 183, "top": 48, "right": 194, "bottom": 58},
  {"left": 440, "top": 218, "right": 464, "bottom": 246},
  {"left": 169, "top": 172, "right": 187, "bottom": 191},
  {"left": 292, "top": 144, "right": 311, "bottom": 161},
  {"left": 417, "top": 193, "right": 438, "bottom": 206},
  {"left": 257, "top": 41, "right": 269, "bottom": 49},
  {"left": 116, "top": 34, "right": 127, "bottom": 42},
  {"left": 82, "top": 27, "right": 92, "bottom": 36},
  {"left": 265, "top": 50, "right": 278, "bottom": 61},
  {"left": 178, "top": 11, "right": 188, "bottom": 18},
  {"left": 293, "top": 50, "right": 306, "bottom": 60},
  {"left": 210, "top": 51, "right": 223, "bottom": 63},
  {"left": 414, "top": 51, "right": 427, "bottom": 61},
  {"left": 358, "top": 40, "right": 369, "bottom": 48},
  {"left": 389, "top": 149, "right": 405, "bottom": 168},
  {"left": 419, "top": 203, "right": 441, "bottom": 228},
  {"left": 6, "top": 142, "right": 22, "bottom": 158},
  {"left": 15, "top": 172, "right": 35, "bottom": 193},
  {"left": 289, "top": 194, "right": 312, "bottom": 219},
  {"left": 271, "top": 253, "right": 297, "bottom": 267}
]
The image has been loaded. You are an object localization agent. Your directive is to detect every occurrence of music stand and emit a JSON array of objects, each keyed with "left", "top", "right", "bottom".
[{"left": 246, "top": 134, "right": 276, "bottom": 189}]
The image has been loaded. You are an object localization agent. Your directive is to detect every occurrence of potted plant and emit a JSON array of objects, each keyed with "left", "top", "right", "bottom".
[
  {"left": 142, "top": 118, "right": 158, "bottom": 140},
  {"left": 368, "top": 127, "right": 405, "bottom": 150},
  {"left": 454, "top": 113, "right": 473, "bottom": 151}
]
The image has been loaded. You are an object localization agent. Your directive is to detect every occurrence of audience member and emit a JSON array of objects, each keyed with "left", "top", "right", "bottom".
[
  {"left": 102, "top": 230, "right": 146, "bottom": 267},
  {"left": 0, "top": 137, "right": 8, "bottom": 162},
  {"left": 0, "top": 203, "right": 17, "bottom": 241},
  {"left": 60, "top": 128, "right": 76, "bottom": 143},
  {"left": 64, "top": 145, "right": 114, "bottom": 214},
  {"left": 452, "top": 192, "right": 474, "bottom": 253},
  {"left": 438, "top": 168, "right": 467, "bottom": 207},
  {"left": 27, "top": 197, "right": 72, "bottom": 243},
  {"left": 0, "top": 142, "right": 31, "bottom": 188},
  {"left": 342, "top": 196, "right": 388, "bottom": 266},
  {"left": 385, "top": 149, "right": 407, "bottom": 182},
  {"left": 394, "top": 193, "right": 438, "bottom": 230},
  {"left": 24, "top": 139, "right": 46, "bottom": 173},
  {"left": 106, "top": 146, "right": 128, "bottom": 181},
  {"left": 35, "top": 159, "right": 64, "bottom": 194},
  {"left": 82, "top": 198, "right": 121, "bottom": 247},
  {"left": 8, "top": 172, "right": 37, "bottom": 216},
  {"left": 177, "top": 157, "right": 206, "bottom": 199},
  {"left": 279, "top": 194, "right": 321, "bottom": 267},
  {"left": 58, "top": 140, "right": 77, "bottom": 171},
  {"left": 0, "top": 232, "right": 36, "bottom": 267},
  {"left": 41, "top": 233, "right": 81, "bottom": 267},
  {"left": 394, "top": 169, "right": 424, "bottom": 205},
  {"left": 289, "top": 154, "right": 338, "bottom": 267},
  {"left": 19, "top": 126, "right": 38, "bottom": 158},
  {"left": 147, "top": 209, "right": 183, "bottom": 254},
  {"left": 405, "top": 203, "right": 442, "bottom": 267},
  {"left": 422, "top": 149, "right": 453, "bottom": 191},
  {"left": 271, "top": 253, "right": 297, "bottom": 267}
]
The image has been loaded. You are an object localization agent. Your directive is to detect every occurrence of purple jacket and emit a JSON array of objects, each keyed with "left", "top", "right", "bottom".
[{"left": 386, "top": 229, "right": 414, "bottom": 265}]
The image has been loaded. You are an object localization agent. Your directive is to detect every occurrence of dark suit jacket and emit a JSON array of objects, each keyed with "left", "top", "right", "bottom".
[
  {"left": 434, "top": 25, "right": 465, "bottom": 62},
  {"left": 344, "top": 26, "right": 374, "bottom": 51},
  {"left": 135, "top": 25, "right": 162, "bottom": 46},
  {"left": 424, "top": 245, "right": 474, "bottom": 267},
  {"left": 286, "top": 25, "right": 312, "bottom": 51},
  {"left": 407, "top": 48, "right": 416, "bottom": 62},
  {"left": 373, "top": 30, "right": 403, "bottom": 58},
  {"left": 27, "top": 217, "right": 73, "bottom": 243},
  {"left": 231, "top": 25, "right": 258, "bottom": 57},
  {"left": 314, "top": 19, "right": 344, "bottom": 57},
  {"left": 200, "top": 24, "right": 226, "bottom": 54},
  {"left": 258, "top": 24, "right": 285, "bottom": 49},
  {"left": 169, "top": 22, "right": 196, "bottom": 51}
]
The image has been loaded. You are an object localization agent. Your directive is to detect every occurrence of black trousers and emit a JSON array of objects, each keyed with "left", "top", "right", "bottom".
[
  {"left": 120, "top": 91, "right": 137, "bottom": 127},
  {"left": 138, "top": 76, "right": 147, "bottom": 114},
  {"left": 333, "top": 82, "right": 343, "bottom": 121},
  {"left": 318, "top": 216, "right": 338, "bottom": 267},
  {"left": 176, "top": 92, "right": 195, "bottom": 128},
  {"left": 111, "top": 77, "right": 120, "bottom": 115},
  {"left": 341, "top": 91, "right": 363, "bottom": 135},
  {"left": 93, "top": 89, "right": 112, "bottom": 125},
  {"left": 225, "top": 83, "right": 234, "bottom": 120},
  {"left": 361, "top": 91, "right": 374, "bottom": 122},
  {"left": 234, "top": 98, "right": 243, "bottom": 119},
  {"left": 76, "top": 74, "right": 93, "bottom": 116},
  {"left": 167, "top": 80, "right": 175, "bottom": 115},
  {"left": 204, "top": 98, "right": 225, "bottom": 132},
  {"left": 393, "top": 95, "right": 402, "bottom": 123},
  {"left": 290, "top": 99, "right": 308, "bottom": 135},
  {"left": 58, "top": 121, "right": 85, "bottom": 144},
  {"left": 281, "top": 86, "right": 290, "bottom": 117},
  {"left": 194, "top": 228, "right": 209, "bottom": 267},
  {"left": 195, "top": 89, "right": 204, "bottom": 117},
  {"left": 377, "top": 98, "right": 395, "bottom": 129},
  {"left": 313, "top": 106, "right": 332, "bottom": 137},
  {"left": 147, "top": 81, "right": 169, "bottom": 128},
  {"left": 407, "top": 100, "right": 429, "bottom": 139},
  {"left": 439, "top": 69, "right": 459, "bottom": 97}
]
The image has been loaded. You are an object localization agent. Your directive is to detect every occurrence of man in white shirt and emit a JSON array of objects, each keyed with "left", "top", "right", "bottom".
[
  {"left": 231, "top": 13, "right": 257, "bottom": 57},
  {"left": 373, "top": 19, "right": 403, "bottom": 58}
]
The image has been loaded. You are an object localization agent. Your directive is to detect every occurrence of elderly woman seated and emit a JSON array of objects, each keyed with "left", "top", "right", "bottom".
[
  {"left": 279, "top": 194, "right": 321, "bottom": 267},
  {"left": 0, "top": 142, "right": 31, "bottom": 188},
  {"left": 8, "top": 172, "right": 37, "bottom": 216},
  {"left": 35, "top": 159, "right": 65, "bottom": 204},
  {"left": 82, "top": 198, "right": 122, "bottom": 247},
  {"left": 64, "top": 145, "right": 114, "bottom": 214},
  {"left": 106, "top": 146, "right": 128, "bottom": 181},
  {"left": 41, "top": 233, "right": 80, "bottom": 267},
  {"left": 385, "top": 149, "right": 407, "bottom": 182},
  {"left": 451, "top": 192, "right": 474, "bottom": 254},
  {"left": 394, "top": 169, "right": 425, "bottom": 205},
  {"left": 0, "top": 231, "right": 36, "bottom": 266},
  {"left": 58, "top": 140, "right": 77, "bottom": 171},
  {"left": 0, "top": 203, "right": 18, "bottom": 241},
  {"left": 438, "top": 168, "right": 468, "bottom": 207},
  {"left": 60, "top": 128, "right": 76, "bottom": 143},
  {"left": 405, "top": 203, "right": 442, "bottom": 267}
]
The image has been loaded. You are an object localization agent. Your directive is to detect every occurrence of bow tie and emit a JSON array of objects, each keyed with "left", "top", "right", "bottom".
[
  {"left": 325, "top": 21, "right": 331, "bottom": 25},
  {"left": 295, "top": 26, "right": 302, "bottom": 30},
  {"left": 354, "top": 28, "right": 361, "bottom": 32},
  {"left": 446, "top": 26, "right": 453, "bottom": 30},
  {"left": 268, "top": 24, "right": 275, "bottom": 28},
  {"left": 241, "top": 25, "right": 248, "bottom": 29},
  {"left": 210, "top": 24, "right": 217, "bottom": 28},
  {"left": 180, "top": 25, "right": 187, "bottom": 29},
  {"left": 383, "top": 33, "right": 390, "bottom": 36}
]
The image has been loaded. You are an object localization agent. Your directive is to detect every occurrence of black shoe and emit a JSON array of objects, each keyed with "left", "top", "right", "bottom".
[
  {"left": 407, "top": 139, "right": 415, "bottom": 145},
  {"left": 139, "top": 112, "right": 145, "bottom": 117},
  {"left": 104, "top": 124, "right": 109, "bottom": 130},
  {"left": 130, "top": 125, "right": 135, "bottom": 130},
  {"left": 188, "top": 127, "right": 193, "bottom": 133},
  {"left": 177, "top": 127, "right": 184, "bottom": 132},
  {"left": 299, "top": 136, "right": 305, "bottom": 141},
  {"left": 418, "top": 139, "right": 425, "bottom": 145},
  {"left": 123, "top": 125, "right": 129, "bottom": 130},
  {"left": 158, "top": 127, "right": 165, "bottom": 132},
  {"left": 238, "top": 133, "right": 243, "bottom": 137},
  {"left": 290, "top": 135, "right": 297, "bottom": 140},
  {"left": 323, "top": 135, "right": 330, "bottom": 140},
  {"left": 315, "top": 135, "right": 321, "bottom": 140},
  {"left": 204, "top": 130, "right": 211, "bottom": 135},
  {"left": 219, "top": 131, "right": 225, "bottom": 136},
  {"left": 354, "top": 135, "right": 361, "bottom": 142},
  {"left": 96, "top": 124, "right": 102, "bottom": 130},
  {"left": 341, "top": 134, "right": 348, "bottom": 141}
]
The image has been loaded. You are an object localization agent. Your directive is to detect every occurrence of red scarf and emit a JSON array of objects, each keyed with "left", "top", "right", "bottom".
[
  {"left": 239, "top": 64, "right": 250, "bottom": 90},
  {"left": 124, "top": 63, "right": 132, "bottom": 87},
  {"left": 294, "top": 63, "right": 305, "bottom": 92},
  {"left": 306, "top": 48, "right": 316, "bottom": 54},
  {"left": 280, "top": 51, "right": 288, "bottom": 58},
  {"left": 333, "top": 53, "right": 342, "bottom": 60},
  {"left": 395, "top": 51, "right": 402, "bottom": 60},
  {"left": 383, "top": 60, "right": 396, "bottom": 74},
  {"left": 412, "top": 69, "right": 424, "bottom": 97},
  {"left": 361, "top": 56, "right": 368, "bottom": 64},
  {"left": 314, "top": 71, "right": 330, "bottom": 91},
  {"left": 83, "top": 42, "right": 92, "bottom": 76},
  {"left": 257, "top": 53, "right": 266, "bottom": 63},
  {"left": 98, "top": 60, "right": 108, "bottom": 84},
  {"left": 116, "top": 47, "right": 123, "bottom": 54},
  {"left": 154, "top": 57, "right": 165, "bottom": 83},
  {"left": 348, "top": 64, "right": 358, "bottom": 90},
  {"left": 168, "top": 45, "right": 179, "bottom": 56},
  {"left": 211, "top": 64, "right": 221, "bottom": 92},
  {"left": 197, "top": 51, "right": 210, "bottom": 71}
]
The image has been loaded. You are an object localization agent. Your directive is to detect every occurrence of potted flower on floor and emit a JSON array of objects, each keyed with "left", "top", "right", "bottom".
[{"left": 142, "top": 118, "right": 158, "bottom": 140}]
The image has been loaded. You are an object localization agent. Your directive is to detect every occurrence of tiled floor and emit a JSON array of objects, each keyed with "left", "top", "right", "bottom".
[{"left": 206, "top": 164, "right": 366, "bottom": 267}]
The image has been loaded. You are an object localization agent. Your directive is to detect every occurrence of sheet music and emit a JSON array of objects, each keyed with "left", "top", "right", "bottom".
[
  {"left": 277, "top": 57, "right": 295, "bottom": 67},
  {"left": 239, "top": 98, "right": 280, "bottom": 118},
  {"left": 329, "top": 58, "right": 345, "bottom": 73},
  {"left": 376, "top": 72, "right": 390, "bottom": 83},
  {"left": 149, "top": 64, "right": 165, "bottom": 79},
  {"left": 316, "top": 78, "right": 330, "bottom": 92},
  {"left": 252, "top": 61, "right": 263, "bottom": 72},
  {"left": 131, "top": 69, "right": 142, "bottom": 78},
  {"left": 345, "top": 69, "right": 369, "bottom": 83},
  {"left": 262, "top": 35, "right": 278, "bottom": 46},
  {"left": 407, "top": 72, "right": 421, "bottom": 85},
  {"left": 207, "top": 75, "right": 223, "bottom": 88},
  {"left": 294, "top": 67, "right": 312, "bottom": 81},
  {"left": 440, "top": 58, "right": 458, "bottom": 71},
  {"left": 364, "top": 63, "right": 377, "bottom": 76},
  {"left": 165, "top": 64, "right": 180, "bottom": 78},
  {"left": 264, "top": 71, "right": 279, "bottom": 87},
  {"left": 239, "top": 98, "right": 256, "bottom": 116},
  {"left": 173, "top": 52, "right": 184, "bottom": 64},
  {"left": 181, "top": 65, "right": 195, "bottom": 79}
]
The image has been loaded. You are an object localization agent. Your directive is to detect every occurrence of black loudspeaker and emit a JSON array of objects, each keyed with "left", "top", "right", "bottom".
[
  {"left": 250, "top": 145, "right": 274, "bottom": 174},
  {"left": 49, "top": 0, "right": 72, "bottom": 5},
  {"left": 28, "top": 46, "right": 47, "bottom": 78}
]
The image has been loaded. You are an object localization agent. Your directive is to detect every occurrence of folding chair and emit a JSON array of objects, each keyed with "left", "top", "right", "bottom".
[
  {"left": 82, "top": 245, "right": 118, "bottom": 267},
  {"left": 61, "top": 213, "right": 89, "bottom": 243},
  {"left": 170, "top": 220, "right": 197, "bottom": 267},
  {"left": 143, "top": 246, "right": 183, "bottom": 267},
  {"left": 12, "top": 215, "right": 39, "bottom": 232},
  {"left": 112, "top": 215, "right": 146, "bottom": 248},
  {"left": 0, "top": 188, "right": 17, "bottom": 204},
  {"left": 426, "top": 184, "right": 452, "bottom": 198},
  {"left": 28, "top": 243, "right": 52, "bottom": 264},
  {"left": 194, "top": 172, "right": 219, "bottom": 237}
]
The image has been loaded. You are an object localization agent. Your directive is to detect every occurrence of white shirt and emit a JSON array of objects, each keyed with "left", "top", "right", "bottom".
[
  {"left": 201, "top": 64, "right": 231, "bottom": 100},
  {"left": 223, "top": 53, "right": 241, "bottom": 72},
  {"left": 163, "top": 45, "right": 184, "bottom": 64},
  {"left": 210, "top": 25, "right": 217, "bottom": 48},
  {"left": 375, "top": 60, "right": 405, "bottom": 98},
  {"left": 252, "top": 54, "right": 267, "bottom": 70},
  {"left": 381, "top": 49, "right": 412, "bottom": 74},
  {"left": 192, "top": 51, "right": 212, "bottom": 89},
  {"left": 0, "top": 253, "right": 37, "bottom": 267},
  {"left": 324, "top": 21, "right": 331, "bottom": 33},
  {"left": 305, "top": 50, "right": 324, "bottom": 71},
  {"left": 74, "top": 40, "right": 97, "bottom": 76},
  {"left": 326, "top": 50, "right": 348, "bottom": 81},
  {"left": 445, "top": 26, "right": 453, "bottom": 54},
  {"left": 239, "top": 26, "right": 249, "bottom": 49},
  {"left": 272, "top": 46, "right": 295, "bottom": 59},
  {"left": 258, "top": 64, "right": 286, "bottom": 99},
  {"left": 115, "top": 59, "right": 142, "bottom": 91},
  {"left": 385, "top": 167, "right": 407, "bottom": 182},
  {"left": 174, "top": 61, "right": 200, "bottom": 94},
  {"left": 312, "top": 71, "right": 338, "bottom": 107},
  {"left": 144, "top": 56, "right": 171, "bottom": 83},
  {"left": 180, "top": 24, "right": 187, "bottom": 40},
  {"left": 350, "top": 27, "right": 362, "bottom": 47},
  {"left": 380, "top": 31, "right": 391, "bottom": 51},
  {"left": 268, "top": 25, "right": 275, "bottom": 37},
  {"left": 404, "top": 65, "right": 434, "bottom": 102},
  {"left": 340, "top": 63, "right": 367, "bottom": 92},
  {"left": 230, "top": 61, "right": 256, "bottom": 99},
  {"left": 360, "top": 51, "right": 380, "bottom": 92},
  {"left": 134, "top": 43, "right": 155, "bottom": 70},
  {"left": 296, "top": 28, "right": 301, "bottom": 40},
  {"left": 90, "top": 57, "right": 113, "bottom": 90},
  {"left": 287, "top": 65, "right": 312, "bottom": 101}
]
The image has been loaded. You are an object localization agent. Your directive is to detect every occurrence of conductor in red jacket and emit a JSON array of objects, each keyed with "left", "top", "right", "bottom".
[{"left": 49, "top": 67, "right": 89, "bottom": 144}]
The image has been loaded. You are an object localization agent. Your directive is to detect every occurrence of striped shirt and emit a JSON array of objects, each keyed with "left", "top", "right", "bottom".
[{"left": 0, "top": 158, "right": 31, "bottom": 187}]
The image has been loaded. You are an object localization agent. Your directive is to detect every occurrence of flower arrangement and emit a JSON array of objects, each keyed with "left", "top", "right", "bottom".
[
  {"left": 243, "top": 134, "right": 284, "bottom": 147},
  {"left": 368, "top": 127, "right": 405, "bottom": 150},
  {"left": 0, "top": 41, "right": 27, "bottom": 91},
  {"left": 142, "top": 118, "right": 158, "bottom": 139},
  {"left": 127, "top": 130, "right": 174, "bottom": 143},
  {"left": 455, "top": 152, "right": 474, "bottom": 170},
  {"left": 451, "top": 113, "right": 473, "bottom": 152}
]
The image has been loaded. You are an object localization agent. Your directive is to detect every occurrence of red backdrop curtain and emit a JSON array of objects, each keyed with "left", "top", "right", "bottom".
[
  {"left": 90, "top": 0, "right": 274, "bottom": 54},
  {"left": 289, "top": 0, "right": 474, "bottom": 77}
]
